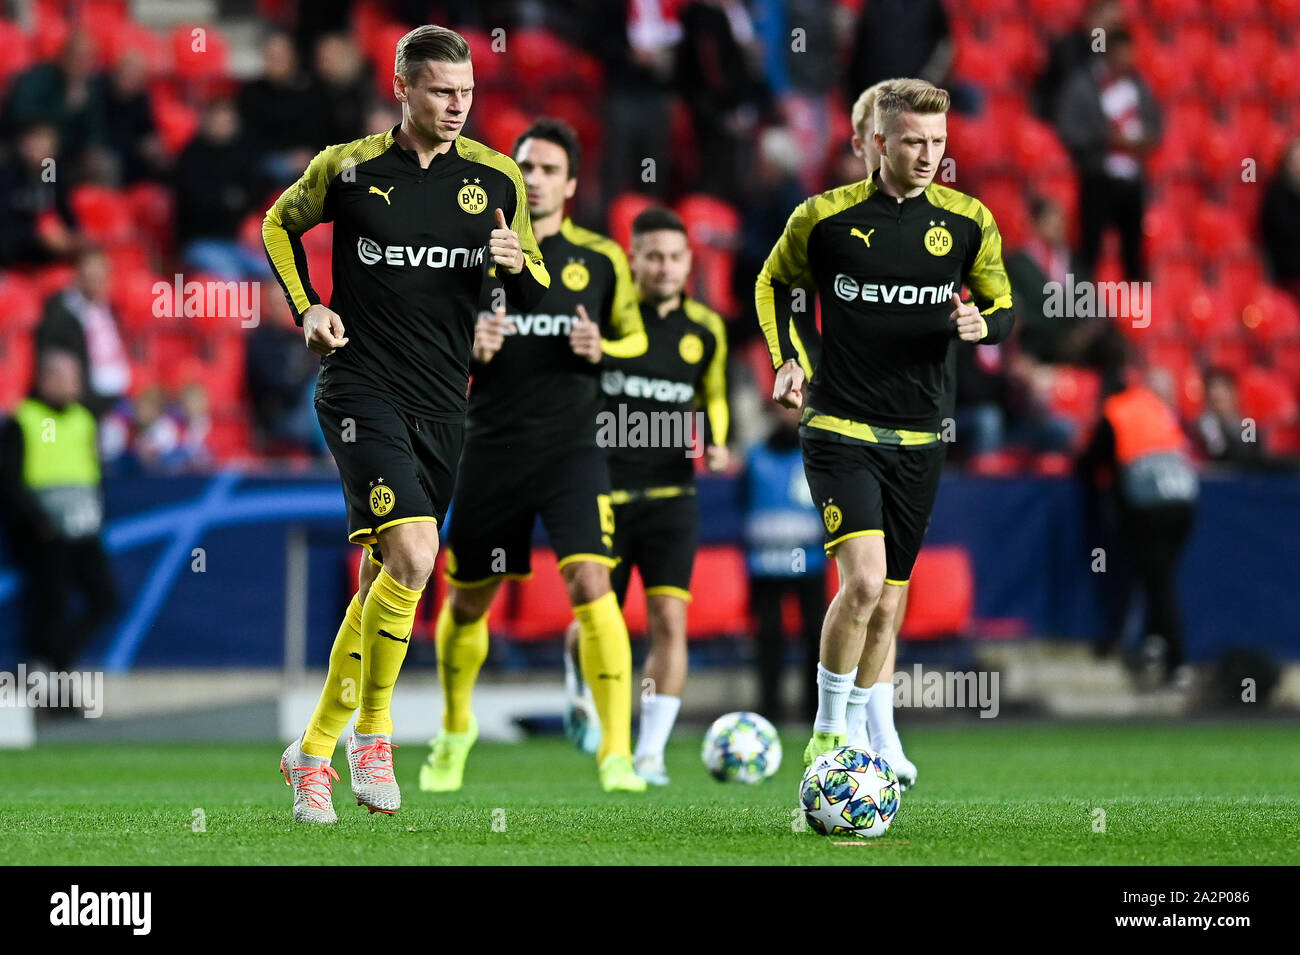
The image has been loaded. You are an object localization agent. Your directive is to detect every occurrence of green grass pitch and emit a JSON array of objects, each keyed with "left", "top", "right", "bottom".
[{"left": 1, "top": 722, "right": 1297, "bottom": 865}]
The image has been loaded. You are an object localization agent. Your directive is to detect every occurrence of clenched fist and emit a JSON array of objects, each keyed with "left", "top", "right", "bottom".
[
  {"left": 473, "top": 306, "right": 516, "bottom": 363},
  {"left": 302, "top": 304, "right": 348, "bottom": 356},
  {"left": 569, "top": 303, "right": 602, "bottom": 364},
  {"left": 950, "top": 293, "right": 987, "bottom": 343}
]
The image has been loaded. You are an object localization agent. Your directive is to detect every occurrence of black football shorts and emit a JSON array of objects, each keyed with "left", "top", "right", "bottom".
[
  {"left": 443, "top": 442, "right": 616, "bottom": 586},
  {"left": 316, "top": 393, "right": 463, "bottom": 559},
  {"left": 608, "top": 490, "right": 699, "bottom": 604},
  {"left": 799, "top": 433, "right": 945, "bottom": 584}
]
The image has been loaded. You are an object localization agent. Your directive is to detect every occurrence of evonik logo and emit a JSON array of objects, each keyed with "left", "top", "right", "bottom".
[
  {"left": 601, "top": 370, "right": 695, "bottom": 404},
  {"left": 357, "top": 236, "right": 485, "bottom": 269},
  {"left": 507, "top": 313, "right": 581, "bottom": 336},
  {"left": 833, "top": 273, "right": 956, "bottom": 306}
]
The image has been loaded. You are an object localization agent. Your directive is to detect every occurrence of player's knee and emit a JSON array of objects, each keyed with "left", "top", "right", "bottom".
[
  {"left": 839, "top": 569, "right": 885, "bottom": 610},
  {"left": 563, "top": 561, "right": 611, "bottom": 606},
  {"left": 381, "top": 533, "right": 438, "bottom": 587}
]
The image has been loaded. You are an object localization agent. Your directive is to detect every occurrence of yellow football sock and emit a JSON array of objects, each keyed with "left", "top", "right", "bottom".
[
  {"left": 574, "top": 591, "right": 633, "bottom": 763},
  {"left": 302, "top": 593, "right": 363, "bottom": 758},
  {"left": 355, "top": 567, "right": 423, "bottom": 736},
  {"left": 435, "top": 600, "right": 489, "bottom": 733}
]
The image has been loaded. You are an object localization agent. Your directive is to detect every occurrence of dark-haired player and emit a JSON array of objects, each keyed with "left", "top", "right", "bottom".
[
  {"left": 418, "top": 118, "right": 649, "bottom": 794},
  {"left": 563, "top": 206, "right": 729, "bottom": 785}
]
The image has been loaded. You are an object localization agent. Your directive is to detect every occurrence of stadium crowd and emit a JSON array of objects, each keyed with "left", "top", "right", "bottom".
[{"left": 0, "top": 0, "right": 1296, "bottom": 476}]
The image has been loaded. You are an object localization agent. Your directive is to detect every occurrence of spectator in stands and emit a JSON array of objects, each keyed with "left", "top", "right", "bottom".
[
  {"left": 1006, "top": 196, "right": 1083, "bottom": 364},
  {"left": 952, "top": 340, "right": 1011, "bottom": 458},
  {"left": 1032, "top": 0, "right": 1126, "bottom": 121},
  {"left": 1078, "top": 359, "right": 1198, "bottom": 683},
  {"left": 237, "top": 31, "right": 319, "bottom": 185},
  {"left": 312, "top": 34, "right": 374, "bottom": 150},
  {"left": 1259, "top": 138, "right": 1300, "bottom": 303},
  {"left": 675, "top": 1, "right": 764, "bottom": 203},
  {"left": 101, "top": 48, "right": 165, "bottom": 186},
  {"left": 1195, "top": 367, "right": 1266, "bottom": 468},
  {"left": 751, "top": 0, "right": 837, "bottom": 193},
  {"left": 1, "top": 32, "right": 107, "bottom": 170},
  {"left": 172, "top": 99, "right": 265, "bottom": 280},
  {"left": 590, "top": 0, "right": 679, "bottom": 201},
  {"left": 734, "top": 127, "right": 807, "bottom": 347},
  {"left": 844, "top": 0, "right": 958, "bottom": 116},
  {"left": 246, "top": 295, "right": 327, "bottom": 455},
  {"left": 1056, "top": 28, "right": 1161, "bottom": 282},
  {"left": 0, "top": 121, "right": 80, "bottom": 267},
  {"left": 0, "top": 349, "right": 117, "bottom": 679},
  {"left": 743, "top": 402, "right": 826, "bottom": 721},
  {"left": 121, "top": 383, "right": 210, "bottom": 474},
  {"left": 34, "top": 246, "right": 131, "bottom": 417}
]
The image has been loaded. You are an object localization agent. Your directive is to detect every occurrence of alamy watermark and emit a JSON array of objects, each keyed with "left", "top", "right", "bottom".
[
  {"left": 152, "top": 274, "right": 260, "bottom": 328},
  {"left": 0, "top": 665, "right": 103, "bottom": 717},
  {"left": 892, "top": 664, "right": 999, "bottom": 718},
  {"left": 596, "top": 397, "right": 705, "bottom": 460},
  {"left": 1043, "top": 274, "right": 1152, "bottom": 329}
]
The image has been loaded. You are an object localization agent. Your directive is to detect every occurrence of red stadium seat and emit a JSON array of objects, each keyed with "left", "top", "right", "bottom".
[
  {"left": 113, "top": 268, "right": 170, "bottom": 334},
  {"left": 1141, "top": 44, "right": 1195, "bottom": 101},
  {"left": 1241, "top": 286, "right": 1300, "bottom": 345},
  {"left": 686, "top": 546, "right": 748, "bottom": 638},
  {"left": 898, "top": 546, "right": 974, "bottom": 640},
  {"left": 1192, "top": 203, "right": 1250, "bottom": 261},
  {"left": 0, "top": 21, "right": 34, "bottom": 86},
  {"left": 1146, "top": 339, "right": 1195, "bottom": 381},
  {"left": 31, "top": 8, "right": 68, "bottom": 61},
  {"left": 71, "top": 185, "right": 136, "bottom": 245},
  {"left": 510, "top": 549, "right": 574, "bottom": 640},
  {"left": 676, "top": 194, "right": 742, "bottom": 317},
  {"left": 1205, "top": 336, "right": 1255, "bottom": 375},
  {"left": 1273, "top": 339, "right": 1300, "bottom": 383},
  {"left": 1010, "top": 115, "right": 1071, "bottom": 177},
  {"left": 1238, "top": 367, "right": 1298, "bottom": 428},
  {"left": 1147, "top": 0, "right": 1206, "bottom": 23},
  {"left": 606, "top": 193, "right": 657, "bottom": 251},
  {"left": 1171, "top": 21, "right": 1216, "bottom": 75},
  {"left": 1207, "top": 0, "right": 1264, "bottom": 21},
  {"left": 207, "top": 411, "right": 253, "bottom": 462},
  {"left": 0, "top": 332, "right": 33, "bottom": 410},
  {"left": 171, "top": 23, "right": 229, "bottom": 83},
  {"left": 0, "top": 275, "right": 42, "bottom": 333},
  {"left": 1049, "top": 366, "right": 1102, "bottom": 424},
  {"left": 151, "top": 86, "right": 199, "bottom": 155},
  {"left": 1269, "top": 422, "right": 1300, "bottom": 456}
]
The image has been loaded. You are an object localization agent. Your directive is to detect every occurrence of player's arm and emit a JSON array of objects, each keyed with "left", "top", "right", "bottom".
[
  {"left": 599, "top": 242, "right": 647, "bottom": 359},
  {"left": 263, "top": 148, "right": 349, "bottom": 354},
  {"left": 756, "top": 199, "right": 817, "bottom": 407},
  {"left": 493, "top": 164, "right": 550, "bottom": 312},
  {"left": 699, "top": 312, "right": 730, "bottom": 471},
  {"left": 953, "top": 201, "right": 1014, "bottom": 345}
]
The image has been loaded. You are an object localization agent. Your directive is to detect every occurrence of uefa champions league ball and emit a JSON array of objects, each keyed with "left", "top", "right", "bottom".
[
  {"left": 799, "top": 746, "right": 900, "bottom": 838},
  {"left": 701, "top": 712, "right": 782, "bottom": 783}
]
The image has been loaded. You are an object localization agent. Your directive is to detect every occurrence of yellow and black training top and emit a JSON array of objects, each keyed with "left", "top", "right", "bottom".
[
  {"left": 600, "top": 295, "right": 728, "bottom": 491},
  {"left": 468, "top": 217, "right": 646, "bottom": 451},
  {"left": 756, "top": 170, "right": 1012, "bottom": 441},
  {"left": 263, "top": 126, "right": 550, "bottom": 422}
]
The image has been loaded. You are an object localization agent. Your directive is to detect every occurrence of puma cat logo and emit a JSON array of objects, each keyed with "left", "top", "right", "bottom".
[
  {"left": 378, "top": 628, "right": 409, "bottom": 644},
  {"left": 850, "top": 227, "right": 875, "bottom": 247},
  {"left": 369, "top": 185, "right": 395, "bottom": 205}
]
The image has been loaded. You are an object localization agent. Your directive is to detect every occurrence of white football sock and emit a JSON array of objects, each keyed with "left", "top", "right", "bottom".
[
  {"left": 813, "top": 664, "right": 858, "bottom": 735},
  {"left": 845, "top": 684, "right": 872, "bottom": 740},
  {"left": 635, "top": 694, "right": 681, "bottom": 761},
  {"left": 867, "top": 680, "right": 900, "bottom": 752}
]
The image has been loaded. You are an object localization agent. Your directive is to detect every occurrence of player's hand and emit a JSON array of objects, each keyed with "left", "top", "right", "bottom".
[
  {"left": 706, "top": 444, "right": 730, "bottom": 472},
  {"left": 569, "top": 303, "right": 602, "bottom": 364},
  {"left": 950, "top": 293, "right": 986, "bottom": 342},
  {"left": 302, "top": 304, "right": 349, "bottom": 356},
  {"left": 772, "top": 359, "right": 805, "bottom": 409},
  {"left": 489, "top": 207, "right": 524, "bottom": 275},
  {"left": 473, "top": 306, "right": 516, "bottom": 363}
]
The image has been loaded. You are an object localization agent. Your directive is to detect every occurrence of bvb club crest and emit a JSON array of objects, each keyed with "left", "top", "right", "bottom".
[
  {"left": 369, "top": 481, "right": 395, "bottom": 517},
  {"left": 924, "top": 223, "right": 952, "bottom": 256},
  {"left": 822, "top": 502, "right": 842, "bottom": 533},
  {"left": 458, "top": 181, "right": 488, "bottom": 214},
  {"left": 561, "top": 260, "right": 590, "bottom": 291},
  {"left": 678, "top": 333, "right": 704, "bottom": 364}
]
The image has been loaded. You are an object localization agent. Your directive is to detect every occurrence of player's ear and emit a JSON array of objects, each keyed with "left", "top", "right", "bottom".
[
  {"left": 564, "top": 177, "right": 577, "bottom": 202},
  {"left": 851, "top": 134, "right": 864, "bottom": 159},
  {"left": 392, "top": 73, "right": 407, "bottom": 103}
]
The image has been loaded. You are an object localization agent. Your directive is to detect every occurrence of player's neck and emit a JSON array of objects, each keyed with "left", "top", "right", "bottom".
[
  {"left": 652, "top": 293, "right": 682, "bottom": 317},
  {"left": 877, "top": 165, "right": 924, "bottom": 200},
  {"left": 532, "top": 208, "right": 565, "bottom": 241},
  {"left": 395, "top": 120, "right": 455, "bottom": 167}
]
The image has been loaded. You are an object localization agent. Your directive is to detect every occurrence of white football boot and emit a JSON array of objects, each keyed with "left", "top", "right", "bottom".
[
  {"left": 633, "top": 753, "right": 671, "bottom": 787},
  {"left": 346, "top": 732, "right": 400, "bottom": 814},
  {"left": 280, "top": 738, "right": 340, "bottom": 824},
  {"left": 876, "top": 740, "right": 918, "bottom": 792}
]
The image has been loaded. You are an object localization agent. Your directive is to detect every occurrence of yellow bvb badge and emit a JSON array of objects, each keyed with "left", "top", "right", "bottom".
[
  {"left": 561, "top": 260, "right": 590, "bottom": 291},
  {"left": 924, "top": 222, "right": 953, "bottom": 256},
  {"left": 369, "top": 480, "right": 395, "bottom": 517},
  {"left": 457, "top": 180, "right": 488, "bottom": 214},
  {"left": 679, "top": 333, "right": 704, "bottom": 364},
  {"left": 822, "top": 502, "right": 843, "bottom": 533}
]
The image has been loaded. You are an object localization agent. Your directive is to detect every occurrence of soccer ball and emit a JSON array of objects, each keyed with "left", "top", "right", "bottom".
[
  {"left": 799, "top": 746, "right": 900, "bottom": 838},
  {"left": 701, "top": 711, "right": 782, "bottom": 783}
]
